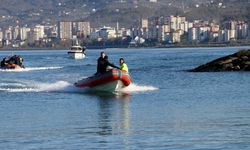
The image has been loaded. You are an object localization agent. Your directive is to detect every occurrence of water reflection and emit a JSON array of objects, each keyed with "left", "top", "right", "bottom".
[
  {"left": 87, "top": 92, "right": 132, "bottom": 143},
  {"left": 85, "top": 90, "right": 131, "bottom": 100},
  {"left": 97, "top": 99, "right": 113, "bottom": 135}
]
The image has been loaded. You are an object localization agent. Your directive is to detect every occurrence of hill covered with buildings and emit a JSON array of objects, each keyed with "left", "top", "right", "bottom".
[
  {"left": 0, "top": 0, "right": 250, "bottom": 49},
  {"left": 0, "top": 0, "right": 250, "bottom": 27}
]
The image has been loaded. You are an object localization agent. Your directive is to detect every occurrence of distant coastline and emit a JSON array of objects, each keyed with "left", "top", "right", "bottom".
[{"left": 0, "top": 43, "right": 250, "bottom": 51}]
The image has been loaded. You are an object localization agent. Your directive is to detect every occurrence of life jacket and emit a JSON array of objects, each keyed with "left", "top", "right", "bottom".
[{"left": 120, "top": 63, "right": 128, "bottom": 72}]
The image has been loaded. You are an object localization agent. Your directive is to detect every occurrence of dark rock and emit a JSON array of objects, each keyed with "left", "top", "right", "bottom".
[{"left": 190, "top": 49, "right": 250, "bottom": 72}]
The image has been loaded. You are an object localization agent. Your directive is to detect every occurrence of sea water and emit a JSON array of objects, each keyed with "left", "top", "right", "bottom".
[{"left": 0, "top": 47, "right": 250, "bottom": 150}]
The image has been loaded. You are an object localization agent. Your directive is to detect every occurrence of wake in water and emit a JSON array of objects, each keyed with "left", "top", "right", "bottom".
[
  {"left": 0, "top": 80, "right": 79, "bottom": 93},
  {"left": 0, "top": 80, "right": 158, "bottom": 94},
  {"left": 121, "top": 83, "right": 159, "bottom": 93},
  {"left": 0, "top": 66, "right": 63, "bottom": 72}
]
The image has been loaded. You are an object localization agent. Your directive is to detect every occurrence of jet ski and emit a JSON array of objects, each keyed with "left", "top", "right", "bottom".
[{"left": 0, "top": 55, "right": 25, "bottom": 69}]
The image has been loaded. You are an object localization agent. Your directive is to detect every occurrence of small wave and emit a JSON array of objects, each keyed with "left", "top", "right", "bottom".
[
  {"left": 0, "top": 67, "right": 63, "bottom": 72},
  {"left": 121, "top": 83, "right": 158, "bottom": 93}
]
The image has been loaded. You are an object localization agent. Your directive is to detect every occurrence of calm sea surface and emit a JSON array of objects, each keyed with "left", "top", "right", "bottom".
[{"left": 0, "top": 47, "right": 250, "bottom": 150}]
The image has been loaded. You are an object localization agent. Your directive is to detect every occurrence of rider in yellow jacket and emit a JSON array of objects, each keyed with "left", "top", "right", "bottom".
[{"left": 119, "top": 58, "right": 128, "bottom": 72}]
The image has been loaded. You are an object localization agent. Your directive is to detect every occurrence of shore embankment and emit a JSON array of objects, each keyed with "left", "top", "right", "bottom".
[{"left": 190, "top": 49, "right": 250, "bottom": 72}]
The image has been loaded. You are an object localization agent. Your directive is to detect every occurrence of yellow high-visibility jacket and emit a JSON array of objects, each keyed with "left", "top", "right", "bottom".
[{"left": 120, "top": 63, "right": 128, "bottom": 72}]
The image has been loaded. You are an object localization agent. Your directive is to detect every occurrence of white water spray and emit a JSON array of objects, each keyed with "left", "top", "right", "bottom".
[
  {"left": 121, "top": 83, "right": 159, "bottom": 93},
  {"left": 0, "top": 80, "right": 158, "bottom": 94},
  {"left": 0, "top": 67, "right": 62, "bottom": 72}
]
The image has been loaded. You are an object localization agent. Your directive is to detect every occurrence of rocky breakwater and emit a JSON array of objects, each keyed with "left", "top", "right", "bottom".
[{"left": 190, "top": 49, "right": 250, "bottom": 72}]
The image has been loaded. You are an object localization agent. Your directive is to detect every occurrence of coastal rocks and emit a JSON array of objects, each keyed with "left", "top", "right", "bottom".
[{"left": 190, "top": 49, "right": 250, "bottom": 72}]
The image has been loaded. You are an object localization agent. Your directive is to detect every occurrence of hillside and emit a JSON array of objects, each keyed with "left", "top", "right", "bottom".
[{"left": 0, "top": 0, "right": 249, "bottom": 28}]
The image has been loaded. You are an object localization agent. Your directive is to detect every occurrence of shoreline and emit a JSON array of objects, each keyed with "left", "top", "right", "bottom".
[{"left": 0, "top": 43, "right": 250, "bottom": 51}]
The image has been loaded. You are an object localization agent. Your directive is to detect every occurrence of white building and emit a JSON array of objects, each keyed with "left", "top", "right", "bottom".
[
  {"left": 33, "top": 25, "right": 45, "bottom": 41},
  {"left": 169, "top": 16, "right": 186, "bottom": 32},
  {"left": 0, "top": 31, "right": 2, "bottom": 39},
  {"left": 58, "top": 21, "right": 72, "bottom": 39},
  {"left": 0, "top": 30, "right": 3, "bottom": 44},
  {"left": 179, "top": 21, "right": 189, "bottom": 33},
  {"left": 141, "top": 18, "right": 149, "bottom": 29},
  {"left": 224, "top": 29, "right": 236, "bottom": 42},
  {"left": 188, "top": 27, "right": 198, "bottom": 42},
  {"left": 141, "top": 18, "right": 149, "bottom": 39},
  {"left": 3, "top": 27, "right": 12, "bottom": 46},
  {"left": 20, "top": 27, "right": 30, "bottom": 40},
  {"left": 229, "top": 29, "right": 236, "bottom": 41},
  {"left": 12, "top": 26, "right": 20, "bottom": 40},
  {"left": 171, "top": 30, "right": 182, "bottom": 43}
]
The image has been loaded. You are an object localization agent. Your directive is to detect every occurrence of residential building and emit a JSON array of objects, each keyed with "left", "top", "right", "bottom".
[
  {"left": 0, "top": 30, "right": 3, "bottom": 47},
  {"left": 248, "top": 23, "right": 250, "bottom": 39},
  {"left": 224, "top": 20, "right": 237, "bottom": 30},
  {"left": 89, "top": 28, "right": 99, "bottom": 39},
  {"left": 20, "top": 27, "right": 30, "bottom": 41},
  {"left": 12, "top": 26, "right": 20, "bottom": 40},
  {"left": 218, "top": 30, "right": 225, "bottom": 42},
  {"left": 171, "top": 30, "right": 182, "bottom": 43},
  {"left": 141, "top": 18, "right": 149, "bottom": 29},
  {"left": 3, "top": 27, "right": 12, "bottom": 46},
  {"left": 210, "top": 32, "right": 219, "bottom": 42},
  {"left": 33, "top": 25, "right": 45, "bottom": 41},
  {"left": 179, "top": 21, "right": 189, "bottom": 33},
  {"left": 198, "top": 26, "right": 210, "bottom": 42},
  {"left": 169, "top": 16, "right": 186, "bottom": 32},
  {"left": 148, "top": 26, "right": 159, "bottom": 40},
  {"left": 241, "top": 23, "right": 248, "bottom": 39},
  {"left": 141, "top": 18, "right": 149, "bottom": 39},
  {"left": 0, "top": 30, "right": 2, "bottom": 40},
  {"left": 130, "top": 28, "right": 142, "bottom": 39},
  {"left": 159, "top": 24, "right": 170, "bottom": 41},
  {"left": 58, "top": 21, "right": 72, "bottom": 39},
  {"left": 99, "top": 26, "right": 117, "bottom": 39},
  {"left": 188, "top": 27, "right": 198, "bottom": 42},
  {"left": 210, "top": 23, "right": 220, "bottom": 32},
  {"left": 76, "top": 21, "right": 90, "bottom": 38}
]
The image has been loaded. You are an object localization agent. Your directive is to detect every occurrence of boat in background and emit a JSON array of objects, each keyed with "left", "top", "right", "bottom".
[
  {"left": 68, "top": 37, "right": 86, "bottom": 59},
  {"left": 68, "top": 45, "right": 86, "bottom": 59},
  {"left": 0, "top": 55, "right": 25, "bottom": 69},
  {"left": 74, "top": 69, "right": 131, "bottom": 92}
]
